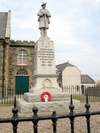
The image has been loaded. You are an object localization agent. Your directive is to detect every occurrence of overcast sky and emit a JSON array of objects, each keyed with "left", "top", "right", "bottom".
[{"left": 0, "top": 0, "right": 100, "bottom": 80}]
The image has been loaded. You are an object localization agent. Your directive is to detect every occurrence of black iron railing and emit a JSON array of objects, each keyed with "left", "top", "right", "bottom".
[
  {"left": 0, "top": 95, "right": 100, "bottom": 133},
  {"left": 0, "top": 87, "right": 100, "bottom": 105}
]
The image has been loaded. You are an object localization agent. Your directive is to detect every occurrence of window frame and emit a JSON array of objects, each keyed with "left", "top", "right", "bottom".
[{"left": 17, "top": 50, "right": 27, "bottom": 65}]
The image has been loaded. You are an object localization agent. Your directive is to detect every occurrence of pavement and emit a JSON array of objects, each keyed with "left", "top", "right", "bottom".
[{"left": 0, "top": 102, "right": 100, "bottom": 133}]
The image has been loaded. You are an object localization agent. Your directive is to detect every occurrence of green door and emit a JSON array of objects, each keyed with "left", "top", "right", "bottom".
[{"left": 15, "top": 76, "right": 29, "bottom": 94}]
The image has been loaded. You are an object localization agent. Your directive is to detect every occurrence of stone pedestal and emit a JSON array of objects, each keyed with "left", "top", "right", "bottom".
[
  {"left": 17, "top": 37, "right": 80, "bottom": 113},
  {"left": 17, "top": 99, "right": 80, "bottom": 113},
  {"left": 17, "top": 92, "right": 80, "bottom": 113},
  {"left": 30, "top": 37, "right": 61, "bottom": 94}
]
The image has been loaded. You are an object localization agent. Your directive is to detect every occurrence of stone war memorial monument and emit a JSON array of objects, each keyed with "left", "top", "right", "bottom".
[{"left": 17, "top": 3, "right": 80, "bottom": 113}]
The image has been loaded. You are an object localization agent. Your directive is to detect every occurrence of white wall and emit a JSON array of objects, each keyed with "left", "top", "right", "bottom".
[
  {"left": 62, "top": 66, "right": 81, "bottom": 87},
  {"left": 61, "top": 66, "right": 81, "bottom": 94}
]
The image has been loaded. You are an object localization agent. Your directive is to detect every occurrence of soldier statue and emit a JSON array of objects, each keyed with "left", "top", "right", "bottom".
[{"left": 37, "top": 2, "right": 51, "bottom": 37}]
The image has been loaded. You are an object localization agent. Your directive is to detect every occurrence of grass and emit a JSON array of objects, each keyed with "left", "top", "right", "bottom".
[
  {"left": 0, "top": 94, "right": 100, "bottom": 105},
  {"left": 72, "top": 94, "right": 100, "bottom": 102}
]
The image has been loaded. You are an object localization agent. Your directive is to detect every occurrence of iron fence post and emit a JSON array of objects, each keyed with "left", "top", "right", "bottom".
[
  {"left": 52, "top": 111, "right": 57, "bottom": 133},
  {"left": 85, "top": 94, "right": 91, "bottom": 133},
  {"left": 11, "top": 97, "right": 19, "bottom": 133},
  {"left": 32, "top": 107, "right": 38, "bottom": 133},
  {"left": 69, "top": 95, "right": 75, "bottom": 133}
]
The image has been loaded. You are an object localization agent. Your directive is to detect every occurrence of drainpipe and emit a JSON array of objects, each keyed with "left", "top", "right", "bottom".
[{"left": 2, "top": 41, "right": 6, "bottom": 98}]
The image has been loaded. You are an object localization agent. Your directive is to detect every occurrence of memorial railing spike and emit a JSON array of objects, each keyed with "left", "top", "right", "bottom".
[{"left": 0, "top": 95, "right": 100, "bottom": 133}]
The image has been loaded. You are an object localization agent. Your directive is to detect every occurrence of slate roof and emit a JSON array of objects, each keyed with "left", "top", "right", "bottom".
[
  {"left": 81, "top": 74, "right": 94, "bottom": 84},
  {"left": 0, "top": 12, "right": 8, "bottom": 39},
  {"left": 56, "top": 62, "right": 74, "bottom": 71}
]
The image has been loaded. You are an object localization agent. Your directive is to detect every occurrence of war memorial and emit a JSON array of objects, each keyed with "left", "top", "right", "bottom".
[{"left": 17, "top": 3, "right": 80, "bottom": 113}]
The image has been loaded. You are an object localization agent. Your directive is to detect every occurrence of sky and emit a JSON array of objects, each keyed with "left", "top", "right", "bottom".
[{"left": 0, "top": 0, "right": 100, "bottom": 80}]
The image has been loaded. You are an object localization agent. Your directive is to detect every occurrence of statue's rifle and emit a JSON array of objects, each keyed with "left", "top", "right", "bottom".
[{"left": 44, "top": 10, "right": 47, "bottom": 37}]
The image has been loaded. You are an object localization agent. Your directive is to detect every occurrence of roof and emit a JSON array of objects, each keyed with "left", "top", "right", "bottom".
[
  {"left": 81, "top": 75, "right": 94, "bottom": 84},
  {"left": 0, "top": 12, "right": 8, "bottom": 39},
  {"left": 0, "top": 10, "right": 11, "bottom": 39},
  {"left": 56, "top": 62, "right": 74, "bottom": 71}
]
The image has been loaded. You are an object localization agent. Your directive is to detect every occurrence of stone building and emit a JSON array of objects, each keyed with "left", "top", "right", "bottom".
[
  {"left": 0, "top": 11, "right": 35, "bottom": 97},
  {"left": 8, "top": 40, "right": 35, "bottom": 94}
]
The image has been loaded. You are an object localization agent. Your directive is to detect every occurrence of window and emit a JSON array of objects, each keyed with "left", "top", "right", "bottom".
[
  {"left": 16, "top": 69, "right": 28, "bottom": 75},
  {"left": 17, "top": 50, "right": 27, "bottom": 65}
]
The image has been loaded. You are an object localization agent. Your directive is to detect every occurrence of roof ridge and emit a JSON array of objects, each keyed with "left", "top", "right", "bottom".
[
  {"left": 56, "top": 61, "right": 75, "bottom": 71},
  {"left": 56, "top": 61, "right": 70, "bottom": 66}
]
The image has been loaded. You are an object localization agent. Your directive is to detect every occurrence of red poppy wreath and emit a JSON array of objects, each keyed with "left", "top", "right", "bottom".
[{"left": 41, "top": 91, "right": 52, "bottom": 102}]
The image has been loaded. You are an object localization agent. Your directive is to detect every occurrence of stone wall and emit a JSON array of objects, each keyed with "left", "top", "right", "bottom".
[{"left": 8, "top": 40, "right": 35, "bottom": 93}]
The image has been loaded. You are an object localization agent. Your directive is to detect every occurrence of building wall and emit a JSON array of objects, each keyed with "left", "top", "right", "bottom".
[
  {"left": 62, "top": 66, "right": 81, "bottom": 87},
  {"left": 8, "top": 40, "right": 35, "bottom": 93},
  {"left": 61, "top": 66, "right": 81, "bottom": 94}
]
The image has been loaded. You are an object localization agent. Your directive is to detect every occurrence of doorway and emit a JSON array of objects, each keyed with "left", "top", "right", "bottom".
[
  {"left": 15, "top": 69, "right": 29, "bottom": 94},
  {"left": 15, "top": 76, "right": 29, "bottom": 94}
]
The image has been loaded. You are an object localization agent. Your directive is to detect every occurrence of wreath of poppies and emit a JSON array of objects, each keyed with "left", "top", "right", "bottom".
[{"left": 41, "top": 91, "right": 52, "bottom": 102}]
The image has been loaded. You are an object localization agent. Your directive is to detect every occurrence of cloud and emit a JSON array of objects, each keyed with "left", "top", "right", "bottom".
[{"left": 0, "top": 0, "right": 100, "bottom": 80}]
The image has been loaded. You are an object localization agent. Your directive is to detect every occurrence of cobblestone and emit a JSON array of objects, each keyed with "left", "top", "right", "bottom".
[{"left": 0, "top": 102, "right": 100, "bottom": 133}]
